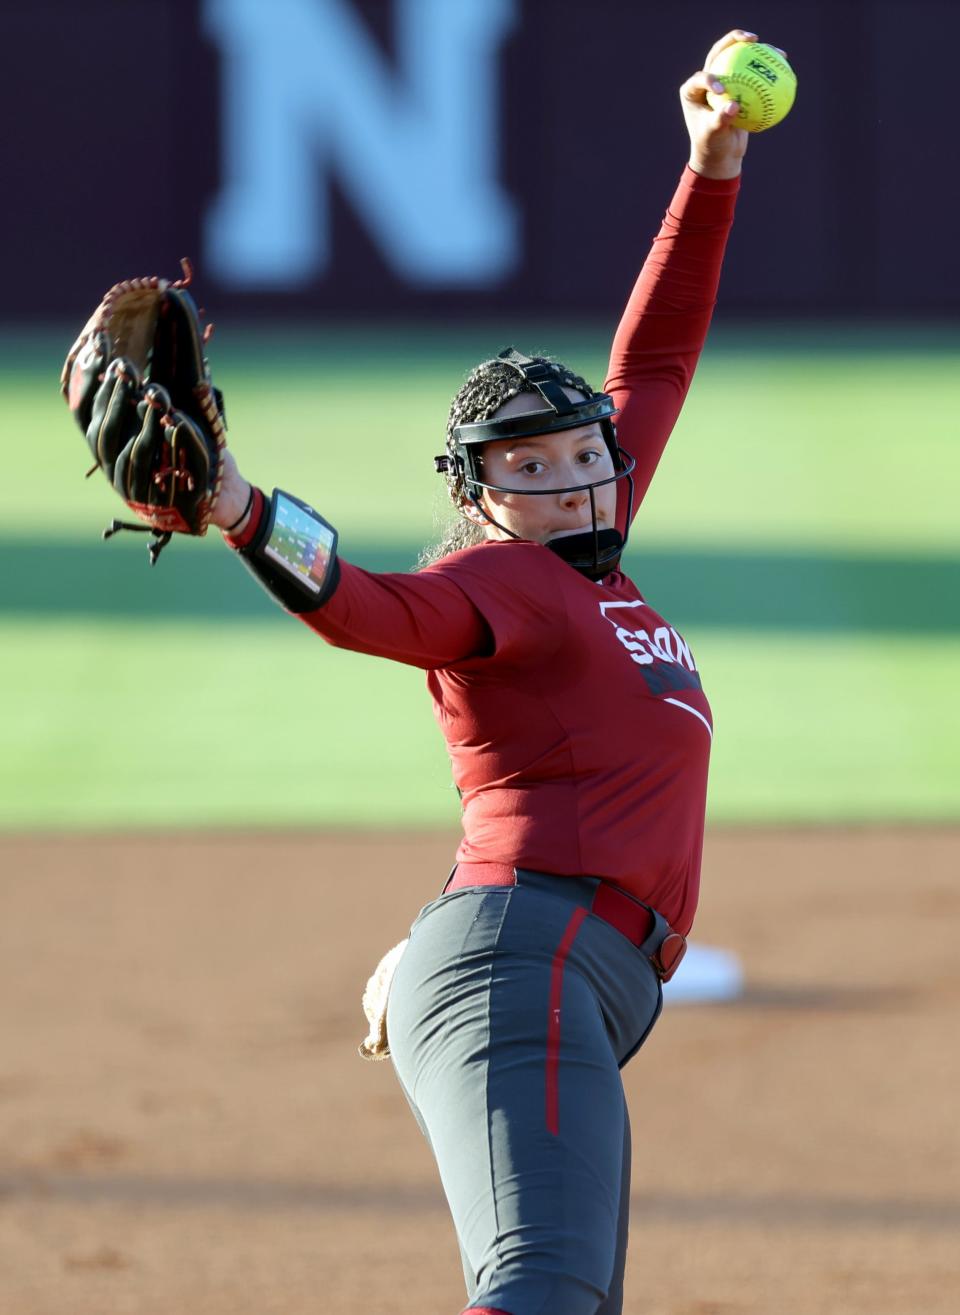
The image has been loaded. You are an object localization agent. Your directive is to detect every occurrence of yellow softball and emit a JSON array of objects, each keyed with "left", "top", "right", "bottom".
[{"left": 706, "top": 41, "right": 797, "bottom": 132}]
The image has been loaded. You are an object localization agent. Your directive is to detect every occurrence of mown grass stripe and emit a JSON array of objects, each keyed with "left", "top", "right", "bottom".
[{"left": 1, "top": 538, "right": 957, "bottom": 632}]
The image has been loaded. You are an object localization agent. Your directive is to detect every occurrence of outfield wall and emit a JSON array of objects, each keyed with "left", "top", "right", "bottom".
[{"left": 9, "top": 0, "right": 958, "bottom": 317}]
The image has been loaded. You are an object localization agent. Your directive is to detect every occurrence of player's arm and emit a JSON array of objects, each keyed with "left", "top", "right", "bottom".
[
  {"left": 212, "top": 467, "right": 491, "bottom": 669},
  {"left": 302, "top": 558, "right": 493, "bottom": 669},
  {"left": 605, "top": 29, "right": 755, "bottom": 528}
]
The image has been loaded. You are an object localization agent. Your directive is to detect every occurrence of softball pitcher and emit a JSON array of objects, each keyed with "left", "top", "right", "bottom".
[{"left": 63, "top": 28, "right": 771, "bottom": 1315}]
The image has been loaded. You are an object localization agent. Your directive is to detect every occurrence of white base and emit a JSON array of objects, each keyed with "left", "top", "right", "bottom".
[{"left": 662, "top": 942, "right": 744, "bottom": 1004}]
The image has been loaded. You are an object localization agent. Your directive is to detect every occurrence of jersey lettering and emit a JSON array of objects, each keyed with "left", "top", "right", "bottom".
[
  {"left": 614, "top": 626, "right": 654, "bottom": 664},
  {"left": 653, "top": 624, "right": 697, "bottom": 671},
  {"left": 599, "top": 601, "right": 702, "bottom": 694}
]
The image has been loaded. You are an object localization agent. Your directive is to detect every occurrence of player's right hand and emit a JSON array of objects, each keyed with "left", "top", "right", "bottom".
[{"left": 681, "top": 28, "right": 759, "bottom": 179}]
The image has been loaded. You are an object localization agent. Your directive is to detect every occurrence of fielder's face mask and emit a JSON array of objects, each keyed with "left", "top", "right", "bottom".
[{"left": 434, "top": 348, "right": 636, "bottom": 581}]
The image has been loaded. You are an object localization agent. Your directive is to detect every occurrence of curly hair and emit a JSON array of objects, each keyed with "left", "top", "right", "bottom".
[{"left": 419, "top": 350, "right": 597, "bottom": 568}]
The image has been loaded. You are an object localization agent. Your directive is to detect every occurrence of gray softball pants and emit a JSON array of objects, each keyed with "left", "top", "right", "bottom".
[{"left": 387, "top": 870, "right": 663, "bottom": 1315}]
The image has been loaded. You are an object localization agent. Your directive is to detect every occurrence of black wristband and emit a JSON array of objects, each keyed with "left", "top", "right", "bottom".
[
  {"left": 238, "top": 488, "right": 340, "bottom": 614},
  {"left": 224, "top": 485, "right": 255, "bottom": 533}
]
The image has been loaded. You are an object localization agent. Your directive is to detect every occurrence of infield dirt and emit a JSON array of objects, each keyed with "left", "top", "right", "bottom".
[{"left": 1, "top": 828, "right": 957, "bottom": 1314}]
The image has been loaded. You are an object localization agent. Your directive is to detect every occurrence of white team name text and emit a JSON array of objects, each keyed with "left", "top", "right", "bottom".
[{"left": 598, "top": 601, "right": 697, "bottom": 670}]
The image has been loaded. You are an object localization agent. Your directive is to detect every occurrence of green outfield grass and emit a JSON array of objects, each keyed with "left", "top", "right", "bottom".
[
  {"left": 7, "top": 321, "right": 960, "bottom": 550},
  {"left": 2, "top": 322, "right": 957, "bottom": 829},
  {"left": 2, "top": 620, "right": 957, "bottom": 829}
]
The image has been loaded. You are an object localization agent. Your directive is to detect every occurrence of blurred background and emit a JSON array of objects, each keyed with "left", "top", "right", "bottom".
[{"left": 1, "top": 0, "right": 957, "bottom": 828}]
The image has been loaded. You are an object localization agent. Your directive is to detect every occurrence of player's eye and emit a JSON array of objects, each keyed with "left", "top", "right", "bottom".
[
  {"left": 576, "top": 449, "right": 601, "bottom": 465},
  {"left": 521, "top": 460, "right": 545, "bottom": 476}
]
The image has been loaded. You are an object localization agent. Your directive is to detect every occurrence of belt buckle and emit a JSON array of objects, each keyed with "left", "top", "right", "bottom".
[{"left": 651, "top": 932, "right": 686, "bottom": 983}]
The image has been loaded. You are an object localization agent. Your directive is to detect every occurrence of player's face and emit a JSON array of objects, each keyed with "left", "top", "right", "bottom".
[{"left": 473, "top": 390, "right": 617, "bottom": 544}]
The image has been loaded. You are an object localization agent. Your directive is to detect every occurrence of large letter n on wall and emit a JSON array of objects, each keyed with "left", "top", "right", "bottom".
[{"left": 203, "top": 0, "right": 518, "bottom": 289}]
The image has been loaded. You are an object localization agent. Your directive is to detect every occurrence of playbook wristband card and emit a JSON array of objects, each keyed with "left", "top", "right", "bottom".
[{"left": 245, "top": 488, "right": 339, "bottom": 608}]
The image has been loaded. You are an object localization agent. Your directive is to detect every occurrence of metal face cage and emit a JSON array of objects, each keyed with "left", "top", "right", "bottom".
[{"left": 434, "top": 349, "right": 636, "bottom": 579}]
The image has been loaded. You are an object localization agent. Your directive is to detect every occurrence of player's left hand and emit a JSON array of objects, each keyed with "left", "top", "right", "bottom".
[
  {"left": 61, "top": 261, "right": 228, "bottom": 564},
  {"left": 211, "top": 448, "right": 254, "bottom": 533},
  {"left": 681, "top": 29, "right": 783, "bottom": 179}
]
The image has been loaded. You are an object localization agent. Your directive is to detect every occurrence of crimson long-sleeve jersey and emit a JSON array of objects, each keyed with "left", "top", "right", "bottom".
[{"left": 232, "top": 167, "right": 739, "bottom": 936}]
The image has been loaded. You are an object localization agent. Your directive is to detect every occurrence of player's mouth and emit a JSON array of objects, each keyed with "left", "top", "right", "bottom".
[{"left": 549, "top": 521, "right": 606, "bottom": 539}]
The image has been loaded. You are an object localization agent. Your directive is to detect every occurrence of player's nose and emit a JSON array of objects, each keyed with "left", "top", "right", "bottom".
[{"left": 559, "top": 486, "right": 589, "bottom": 511}]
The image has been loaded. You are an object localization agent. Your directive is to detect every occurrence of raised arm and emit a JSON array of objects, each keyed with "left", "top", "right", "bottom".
[{"left": 606, "top": 29, "right": 761, "bottom": 527}]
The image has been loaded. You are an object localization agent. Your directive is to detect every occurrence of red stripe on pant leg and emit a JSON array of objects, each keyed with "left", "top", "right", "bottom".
[{"left": 545, "top": 905, "right": 588, "bottom": 1136}]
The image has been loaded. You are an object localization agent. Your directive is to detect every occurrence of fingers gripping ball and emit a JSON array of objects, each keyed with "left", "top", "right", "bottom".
[
  {"left": 61, "top": 260, "right": 226, "bottom": 564},
  {"left": 706, "top": 42, "right": 797, "bottom": 132}
]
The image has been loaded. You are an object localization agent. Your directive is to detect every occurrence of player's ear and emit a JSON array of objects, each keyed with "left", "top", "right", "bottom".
[{"left": 461, "top": 500, "right": 485, "bottom": 526}]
